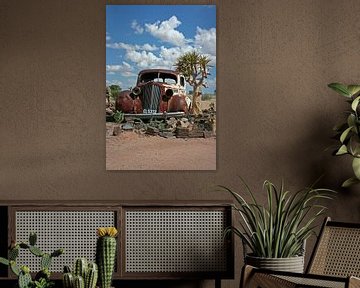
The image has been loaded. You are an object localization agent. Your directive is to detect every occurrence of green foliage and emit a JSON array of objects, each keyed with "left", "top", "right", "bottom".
[
  {"left": 220, "top": 178, "right": 335, "bottom": 258},
  {"left": 328, "top": 82, "right": 360, "bottom": 187},
  {"left": 174, "top": 51, "right": 211, "bottom": 86},
  {"left": 113, "top": 110, "right": 124, "bottom": 123},
  {"left": 174, "top": 51, "right": 212, "bottom": 114},
  {"left": 109, "top": 85, "right": 121, "bottom": 100},
  {"left": 0, "top": 232, "right": 63, "bottom": 288},
  {"left": 32, "top": 278, "right": 54, "bottom": 288}
]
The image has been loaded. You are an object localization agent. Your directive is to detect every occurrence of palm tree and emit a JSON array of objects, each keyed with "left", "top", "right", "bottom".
[{"left": 174, "top": 51, "right": 211, "bottom": 115}]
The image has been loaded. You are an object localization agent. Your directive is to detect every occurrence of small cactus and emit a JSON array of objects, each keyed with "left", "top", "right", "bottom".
[
  {"left": 63, "top": 259, "right": 98, "bottom": 288},
  {"left": 63, "top": 272, "right": 74, "bottom": 288},
  {"left": 74, "top": 275, "right": 85, "bottom": 288},
  {"left": 96, "top": 227, "right": 118, "bottom": 288},
  {"left": 0, "top": 232, "right": 63, "bottom": 288},
  {"left": 85, "top": 262, "right": 98, "bottom": 288},
  {"left": 74, "top": 258, "right": 88, "bottom": 279}
]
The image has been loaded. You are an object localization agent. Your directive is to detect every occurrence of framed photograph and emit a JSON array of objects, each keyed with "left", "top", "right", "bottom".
[{"left": 106, "top": 5, "right": 216, "bottom": 170}]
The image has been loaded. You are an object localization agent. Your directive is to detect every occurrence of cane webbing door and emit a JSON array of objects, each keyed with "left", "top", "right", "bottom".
[
  {"left": 5, "top": 203, "right": 233, "bottom": 280},
  {"left": 122, "top": 206, "right": 233, "bottom": 279},
  {"left": 10, "top": 207, "right": 118, "bottom": 275}
]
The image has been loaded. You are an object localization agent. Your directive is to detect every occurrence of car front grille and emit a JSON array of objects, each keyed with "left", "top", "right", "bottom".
[{"left": 141, "top": 84, "right": 161, "bottom": 113}]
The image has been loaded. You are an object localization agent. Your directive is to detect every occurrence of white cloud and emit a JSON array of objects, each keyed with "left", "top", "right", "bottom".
[
  {"left": 106, "top": 61, "right": 136, "bottom": 77},
  {"left": 131, "top": 20, "right": 144, "bottom": 34},
  {"left": 106, "top": 42, "right": 158, "bottom": 52},
  {"left": 159, "top": 45, "right": 194, "bottom": 67},
  {"left": 141, "top": 43, "right": 158, "bottom": 52},
  {"left": 106, "top": 32, "right": 111, "bottom": 41},
  {"left": 194, "top": 27, "right": 216, "bottom": 56},
  {"left": 106, "top": 79, "right": 123, "bottom": 87},
  {"left": 145, "top": 16, "right": 189, "bottom": 46},
  {"left": 106, "top": 18, "right": 216, "bottom": 83},
  {"left": 125, "top": 50, "right": 161, "bottom": 68}
]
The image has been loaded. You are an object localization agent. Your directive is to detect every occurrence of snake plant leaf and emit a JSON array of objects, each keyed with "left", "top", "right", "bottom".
[
  {"left": 328, "top": 83, "right": 351, "bottom": 97},
  {"left": 347, "top": 85, "right": 360, "bottom": 97},
  {"left": 352, "top": 157, "right": 360, "bottom": 179},
  {"left": 336, "top": 144, "right": 348, "bottom": 155},
  {"left": 351, "top": 96, "right": 360, "bottom": 111},
  {"left": 340, "top": 126, "right": 353, "bottom": 143},
  {"left": 342, "top": 177, "right": 360, "bottom": 188}
]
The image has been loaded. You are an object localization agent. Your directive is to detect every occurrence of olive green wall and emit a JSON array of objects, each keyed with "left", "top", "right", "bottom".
[{"left": 1, "top": 0, "right": 360, "bottom": 287}]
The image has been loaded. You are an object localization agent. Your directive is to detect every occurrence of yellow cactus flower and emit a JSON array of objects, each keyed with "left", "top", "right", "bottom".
[{"left": 96, "top": 227, "right": 118, "bottom": 237}]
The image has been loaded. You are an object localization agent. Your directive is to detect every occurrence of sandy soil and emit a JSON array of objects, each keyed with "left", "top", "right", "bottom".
[{"left": 106, "top": 132, "right": 216, "bottom": 170}]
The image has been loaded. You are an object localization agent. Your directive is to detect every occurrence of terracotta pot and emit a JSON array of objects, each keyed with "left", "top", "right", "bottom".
[{"left": 245, "top": 254, "right": 304, "bottom": 273}]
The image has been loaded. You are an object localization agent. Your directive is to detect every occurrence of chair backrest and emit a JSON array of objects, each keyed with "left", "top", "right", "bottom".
[{"left": 307, "top": 217, "right": 360, "bottom": 277}]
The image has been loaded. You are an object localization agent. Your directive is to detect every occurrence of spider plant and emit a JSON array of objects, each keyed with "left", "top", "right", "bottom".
[{"left": 221, "top": 179, "right": 335, "bottom": 258}]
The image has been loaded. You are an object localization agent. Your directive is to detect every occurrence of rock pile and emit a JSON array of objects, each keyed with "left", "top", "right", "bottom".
[{"left": 106, "top": 110, "right": 216, "bottom": 139}]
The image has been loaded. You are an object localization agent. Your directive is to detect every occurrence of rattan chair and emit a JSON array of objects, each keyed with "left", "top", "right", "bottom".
[{"left": 241, "top": 217, "right": 360, "bottom": 288}]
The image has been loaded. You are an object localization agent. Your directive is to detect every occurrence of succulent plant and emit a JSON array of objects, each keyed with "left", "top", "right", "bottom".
[
  {"left": 0, "top": 232, "right": 63, "bottom": 288},
  {"left": 96, "top": 227, "right": 118, "bottom": 288},
  {"left": 62, "top": 259, "right": 98, "bottom": 288}
]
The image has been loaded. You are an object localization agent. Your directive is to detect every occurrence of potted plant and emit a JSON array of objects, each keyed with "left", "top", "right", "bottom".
[
  {"left": 0, "top": 232, "right": 63, "bottom": 288},
  {"left": 328, "top": 83, "right": 360, "bottom": 187},
  {"left": 221, "top": 179, "right": 334, "bottom": 273}
]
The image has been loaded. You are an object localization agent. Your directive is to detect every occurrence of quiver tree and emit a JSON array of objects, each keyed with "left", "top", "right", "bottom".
[{"left": 174, "top": 51, "right": 211, "bottom": 115}]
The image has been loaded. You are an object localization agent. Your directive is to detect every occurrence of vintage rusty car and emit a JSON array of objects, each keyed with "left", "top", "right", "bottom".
[{"left": 115, "top": 69, "right": 191, "bottom": 118}]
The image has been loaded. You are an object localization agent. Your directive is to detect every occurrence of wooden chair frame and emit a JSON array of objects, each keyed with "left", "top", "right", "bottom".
[{"left": 241, "top": 217, "right": 360, "bottom": 288}]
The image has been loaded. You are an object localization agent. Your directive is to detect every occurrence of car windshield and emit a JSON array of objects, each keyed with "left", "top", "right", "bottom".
[{"left": 139, "top": 72, "right": 177, "bottom": 85}]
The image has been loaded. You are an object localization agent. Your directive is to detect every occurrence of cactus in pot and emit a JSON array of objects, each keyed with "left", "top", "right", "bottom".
[
  {"left": 96, "top": 227, "right": 118, "bottom": 288},
  {"left": 62, "top": 259, "right": 98, "bottom": 288}
]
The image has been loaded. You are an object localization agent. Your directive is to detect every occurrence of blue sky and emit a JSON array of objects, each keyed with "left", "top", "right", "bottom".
[{"left": 106, "top": 5, "right": 216, "bottom": 94}]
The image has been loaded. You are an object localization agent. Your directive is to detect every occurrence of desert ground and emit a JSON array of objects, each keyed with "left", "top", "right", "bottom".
[
  {"left": 106, "top": 132, "right": 216, "bottom": 170},
  {"left": 106, "top": 100, "right": 216, "bottom": 171}
]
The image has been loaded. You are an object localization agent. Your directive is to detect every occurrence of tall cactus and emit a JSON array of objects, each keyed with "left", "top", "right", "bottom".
[{"left": 96, "top": 227, "right": 118, "bottom": 288}]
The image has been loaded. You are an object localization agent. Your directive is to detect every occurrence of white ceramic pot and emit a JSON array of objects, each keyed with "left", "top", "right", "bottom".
[{"left": 245, "top": 254, "right": 305, "bottom": 273}]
